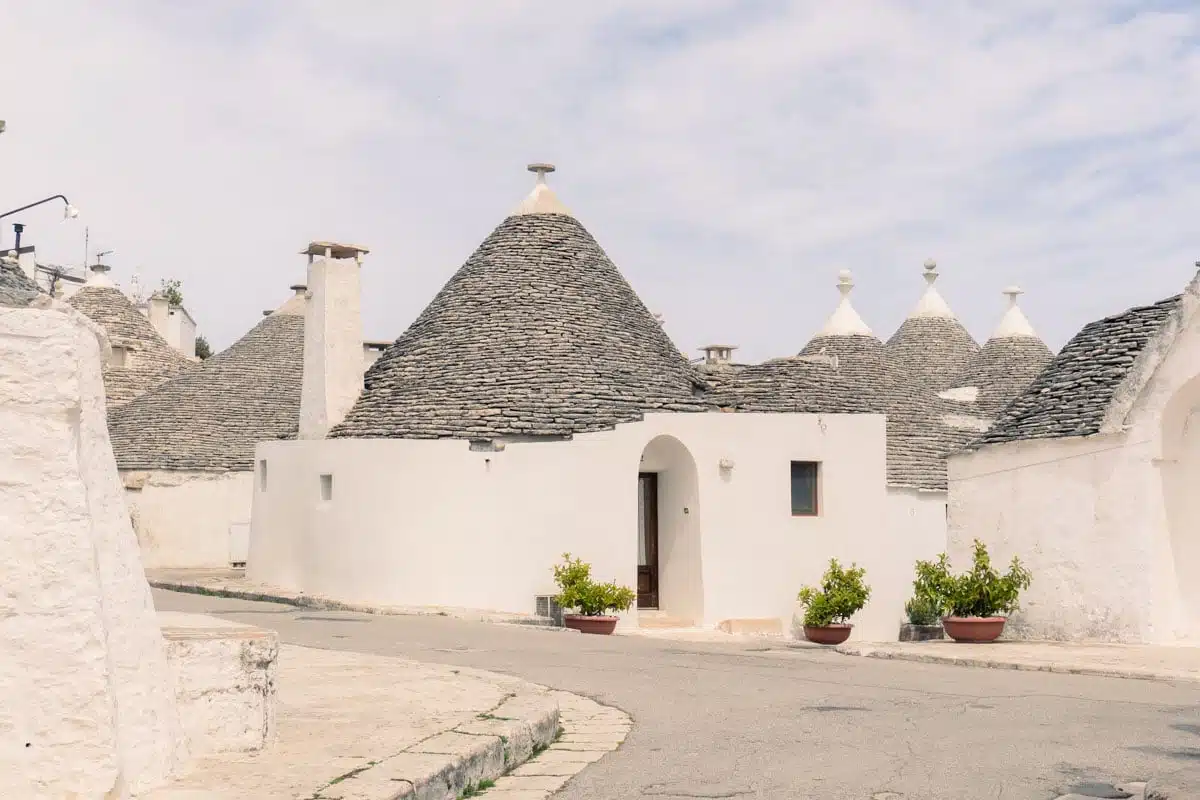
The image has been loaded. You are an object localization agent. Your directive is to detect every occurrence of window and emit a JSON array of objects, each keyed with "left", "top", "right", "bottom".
[
  {"left": 790, "top": 461, "right": 819, "bottom": 516},
  {"left": 319, "top": 473, "right": 333, "bottom": 503},
  {"left": 108, "top": 345, "right": 128, "bottom": 367},
  {"left": 258, "top": 459, "right": 268, "bottom": 491}
]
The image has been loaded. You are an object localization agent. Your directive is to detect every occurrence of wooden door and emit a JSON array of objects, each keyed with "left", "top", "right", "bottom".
[{"left": 637, "top": 472, "right": 659, "bottom": 609}]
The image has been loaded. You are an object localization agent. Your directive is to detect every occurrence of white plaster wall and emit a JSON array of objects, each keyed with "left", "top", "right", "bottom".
[
  {"left": 299, "top": 255, "right": 364, "bottom": 440},
  {"left": 249, "top": 411, "right": 927, "bottom": 642},
  {"left": 948, "top": 435, "right": 1178, "bottom": 643},
  {"left": 641, "top": 435, "right": 703, "bottom": 624},
  {"left": 124, "top": 470, "right": 254, "bottom": 569},
  {"left": 0, "top": 304, "right": 185, "bottom": 798},
  {"left": 878, "top": 488, "right": 948, "bottom": 627}
]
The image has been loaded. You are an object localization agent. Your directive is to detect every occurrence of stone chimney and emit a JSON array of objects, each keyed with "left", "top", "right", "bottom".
[
  {"left": 298, "top": 241, "right": 368, "bottom": 439},
  {"left": 700, "top": 344, "right": 737, "bottom": 366}
]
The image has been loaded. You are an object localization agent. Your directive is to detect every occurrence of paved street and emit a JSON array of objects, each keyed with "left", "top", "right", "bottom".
[{"left": 154, "top": 590, "right": 1200, "bottom": 800}]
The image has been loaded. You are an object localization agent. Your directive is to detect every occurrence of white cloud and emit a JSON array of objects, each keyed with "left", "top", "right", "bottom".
[{"left": 1, "top": 1, "right": 1197, "bottom": 360}]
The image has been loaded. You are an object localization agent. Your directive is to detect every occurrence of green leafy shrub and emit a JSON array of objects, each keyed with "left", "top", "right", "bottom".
[
  {"left": 796, "top": 559, "right": 870, "bottom": 627},
  {"left": 913, "top": 540, "right": 1032, "bottom": 619},
  {"left": 904, "top": 594, "right": 941, "bottom": 626},
  {"left": 552, "top": 553, "right": 636, "bottom": 617}
]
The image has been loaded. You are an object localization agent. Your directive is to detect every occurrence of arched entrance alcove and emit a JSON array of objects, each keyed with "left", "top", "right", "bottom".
[
  {"left": 636, "top": 435, "right": 703, "bottom": 625},
  {"left": 1159, "top": 373, "right": 1200, "bottom": 638}
]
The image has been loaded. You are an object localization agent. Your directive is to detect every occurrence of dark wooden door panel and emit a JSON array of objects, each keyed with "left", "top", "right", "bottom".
[{"left": 637, "top": 472, "right": 659, "bottom": 609}]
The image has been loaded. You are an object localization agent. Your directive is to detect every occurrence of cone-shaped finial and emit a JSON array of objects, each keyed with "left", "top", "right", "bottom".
[
  {"left": 908, "top": 257, "right": 955, "bottom": 319},
  {"left": 991, "top": 284, "right": 1038, "bottom": 339},
  {"left": 514, "top": 162, "right": 571, "bottom": 216},
  {"left": 817, "top": 268, "right": 872, "bottom": 336}
]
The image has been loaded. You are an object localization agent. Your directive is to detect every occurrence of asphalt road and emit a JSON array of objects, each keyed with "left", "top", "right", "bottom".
[{"left": 153, "top": 590, "right": 1200, "bottom": 800}]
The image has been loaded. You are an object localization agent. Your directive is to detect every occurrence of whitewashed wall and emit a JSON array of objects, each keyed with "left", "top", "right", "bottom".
[
  {"left": 0, "top": 304, "right": 185, "bottom": 797},
  {"left": 948, "top": 302, "right": 1200, "bottom": 643},
  {"left": 249, "top": 410, "right": 943, "bottom": 642},
  {"left": 123, "top": 470, "right": 254, "bottom": 569}
]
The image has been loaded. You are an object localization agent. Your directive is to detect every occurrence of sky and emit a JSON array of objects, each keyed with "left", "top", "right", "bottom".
[{"left": 1, "top": 1, "right": 1197, "bottom": 361}]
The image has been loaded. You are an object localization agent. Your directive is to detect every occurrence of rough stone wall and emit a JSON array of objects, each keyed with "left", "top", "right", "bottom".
[{"left": 0, "top": 304, "right": 185, "bottom": 797}]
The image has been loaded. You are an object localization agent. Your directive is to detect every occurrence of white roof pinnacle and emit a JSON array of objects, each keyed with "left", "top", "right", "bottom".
[
  {"left": 907, "top": 258, "right": 957, "bottom": 319},
  {"left": 513, "top": 163, "right": 573, "bottom": 217},
  {"left": 989, "top": 284, "right": 1040, "bottom": 340},
  {"left": 86, "top": 263, "right": 115, "bottom": 288},
  {"left": 816, "top": 268, "right": 873, "bottom": 337}
]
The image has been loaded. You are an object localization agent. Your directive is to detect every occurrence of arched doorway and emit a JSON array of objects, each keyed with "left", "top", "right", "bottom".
[
  {"left": 1160, "top": 374, "right": 1200, "bottom": 638},
  {"left": 637, "top": 435, "right": 703, "bottom": 625}
]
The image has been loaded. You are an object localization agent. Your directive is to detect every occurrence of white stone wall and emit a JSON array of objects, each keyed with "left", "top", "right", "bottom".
[
  {"left": 159, "top": 612, "right": 278, "bottom": 756},
  {"left": 123, "top": 470, "right": 254, "bottom": 569},
  {"left": 0, "top": 304, "right": 185, "bottom": 798},
  {"left": 249, "top": 411, "right": 942, "bottom": 642}
]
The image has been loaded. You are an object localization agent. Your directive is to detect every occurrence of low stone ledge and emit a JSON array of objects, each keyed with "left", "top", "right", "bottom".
[
  {"left": 314, "top": 691, "right": 560, "bottom": 800},
  {"left": 159, "top": 612, "right": 278, "bottom": 756},
  {"left": 149, "top": 573, "right": 559, "bottom": 628},
  {"left": 836, "top": 641, "right": 1200, "bottom": 686}
]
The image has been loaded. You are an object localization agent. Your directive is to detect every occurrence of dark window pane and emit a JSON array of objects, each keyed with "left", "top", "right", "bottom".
[{"left": 791, "top": 461, "right": 818, "bottom": 516}]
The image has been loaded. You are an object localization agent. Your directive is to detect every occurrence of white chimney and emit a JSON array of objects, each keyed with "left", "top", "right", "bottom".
[
  {"left": 145, "top": 292, "right": 171, "bottom": 340},
  {"left": 298, "top": 241, "right": 368, "bottom": 439}
]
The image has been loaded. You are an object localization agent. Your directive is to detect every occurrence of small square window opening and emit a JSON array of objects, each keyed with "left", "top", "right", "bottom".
[{"left": 790, "top": 461, "right": 819, "bottom": 516}]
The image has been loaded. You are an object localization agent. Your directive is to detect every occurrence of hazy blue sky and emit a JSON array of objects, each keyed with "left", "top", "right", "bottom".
[{"left": 2, "top": 1, "right": 1197, "bottom": 360}]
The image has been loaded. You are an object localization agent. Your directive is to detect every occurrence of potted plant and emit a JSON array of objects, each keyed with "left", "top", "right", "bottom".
[
  {"left": 914, "top": 541, "right": 1032, "bottom": 643},
  {"left": 900, "top": 594, "right": 945, "bottom": 642},
  {"left": 899, "top": 556, "right": 951, "bottom": 641},
  {"left": 552, "top": 553, "right": 636, "bottom": 635},
  {"left": 796, "top": 559, "right": 870, "bottom": 645}
]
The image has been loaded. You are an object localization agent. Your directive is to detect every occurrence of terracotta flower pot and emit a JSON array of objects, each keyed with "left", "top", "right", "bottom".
[
  {"left": 942, "top": 616, "right": 1006, "bottom": 643},
  {"left": 563, "top": 614, "right": 619, "bottom": 635},
  {"left": 803, "top": 624, "right": 853, "bottom": 645}
]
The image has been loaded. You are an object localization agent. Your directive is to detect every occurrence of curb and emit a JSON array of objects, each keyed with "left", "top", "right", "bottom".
[
  {"left": 835, "top": 643, "right": 1200, "bottom": 686},
  {"left": 311, "top": 690, "right": 561, "bottom": 800},
  {"left": 150, "top": 579, "right": 559, "bottom": 629}
]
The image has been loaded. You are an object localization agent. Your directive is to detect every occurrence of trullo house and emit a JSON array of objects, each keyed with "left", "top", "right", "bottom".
[
  {"left": 949, "top": 267, "right": 1200, "bottom": 645},
  {"left": 246, "top": 164, "right": 1052, "bottom": 641},
  {"left": 106, "top": 286, "right": 308, "bottom": 568},
  {"left": 66, "top": 261, "right": 194, "bottom": 407}
]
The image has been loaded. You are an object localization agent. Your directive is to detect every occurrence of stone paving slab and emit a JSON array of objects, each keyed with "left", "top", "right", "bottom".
[
  {"left": 482, "top": 689, "right": 632, "bottom": 799},
  {"left": 135, "top": 645, "right": 562, "bottom": 799},
  {"left": 148, "top": 569, "right": 559, "bottom": 628},
  {"left": 837, "top": 640, "right": 1200, "bottom": 685}
]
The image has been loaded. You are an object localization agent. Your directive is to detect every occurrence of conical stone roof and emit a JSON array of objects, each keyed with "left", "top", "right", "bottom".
[
  {"left": 329, "top": 165, "right": 709, "bottom": 440},
  {"left": 794, "top": 270, "right": 956, "bottom": 489},
  {"left": 0, "top": 255, "right": 41, "bottom": 307},
  {"left": 67, "top": 267, "right": 194, "bottom": 407},
  {"left": 886, "top": 259, "right": 980, "bottom": 392},
  {"left": 949, "top": 286, "right": 1054, "bottom": 418},
  {"left": 107, "top": 290, "right": 306, "bottom": 471}
]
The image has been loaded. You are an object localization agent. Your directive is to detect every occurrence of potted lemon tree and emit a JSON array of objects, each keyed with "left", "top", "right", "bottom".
[
  {"left": 797, "top": 559, "right": 870, "bottom": 645},
  {"left": 552, "top": 553, "right": 636, "bottom": 635},
  {"left": 914, "top": 540, "right": 1032, "bottom": 643}
]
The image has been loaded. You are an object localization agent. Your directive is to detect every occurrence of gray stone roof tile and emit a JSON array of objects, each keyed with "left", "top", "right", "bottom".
[
  {"left": 329, "top": 212, "right": 709, "bottom": 440},
  {"left": 975, "top": 295, "right": 1180, "bottom": 446},
  {"left": 951, "top": 335, "right": 1054, "bottom": 418},
  {"left": 67, "top": 284, "right": 193, "bottom": 406},
  {"left": 886, "top": 315, "right": 980, "bottom": 392},
  {"left": 0, "top": 259, "right": 41, "bottom": 307},
  {"left": 107, "top": 300, "right": 305, "bottom": 471}
]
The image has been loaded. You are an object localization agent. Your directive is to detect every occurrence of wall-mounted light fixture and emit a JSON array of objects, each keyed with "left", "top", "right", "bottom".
[{"left": 718, "top": 458, "right": 735, "bottom": 471}]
